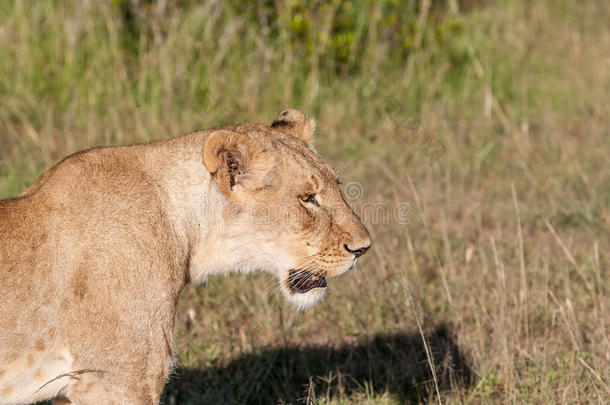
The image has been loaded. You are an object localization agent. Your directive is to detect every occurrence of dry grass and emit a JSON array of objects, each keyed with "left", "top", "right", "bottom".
[{"left": 1, "top": 1, "right": 608, "bottom": 403}]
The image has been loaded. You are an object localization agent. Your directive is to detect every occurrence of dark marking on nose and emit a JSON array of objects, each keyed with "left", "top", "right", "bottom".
[{"left": 344, "top": 243, "right": 370, "bottom": 258}]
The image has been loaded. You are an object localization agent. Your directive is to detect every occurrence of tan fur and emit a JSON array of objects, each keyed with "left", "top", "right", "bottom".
[{"left": 0, "top": 109, "right": 370, "bottom": 404}]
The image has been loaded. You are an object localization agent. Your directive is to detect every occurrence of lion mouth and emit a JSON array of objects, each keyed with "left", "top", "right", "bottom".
[{"left": 288, "top": 269, "right": 327, "bottom": 293}]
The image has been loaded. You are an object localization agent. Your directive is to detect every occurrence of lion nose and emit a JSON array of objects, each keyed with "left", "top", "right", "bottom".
[{"left": 344, "top": 243, "right": 370, "bottom": 258}]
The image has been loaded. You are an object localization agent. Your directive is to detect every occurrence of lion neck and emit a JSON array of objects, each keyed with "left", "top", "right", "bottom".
[{"left": 141, "top": 132, "right": 251, "bottom": 285}]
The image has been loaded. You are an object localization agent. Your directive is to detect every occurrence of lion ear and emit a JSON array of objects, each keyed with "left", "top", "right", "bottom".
[
  {"left": 203, "top": 130, "right": 272, "bottom": 196},
  {"left": 270, "top": 109, "right": 316, "bottom": 144}
]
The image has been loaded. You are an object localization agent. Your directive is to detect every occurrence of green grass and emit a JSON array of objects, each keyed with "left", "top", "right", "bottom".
[{"left": 2, "top": 0, "right": 609, "bottom": 403}]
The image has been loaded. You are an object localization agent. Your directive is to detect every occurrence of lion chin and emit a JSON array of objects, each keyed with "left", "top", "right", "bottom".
[
  {"left": 282, "top": 283, "right": 327, "bottom": 311},
  {"left": 275, "top": 268, "right": 327, "bottom": 311}
]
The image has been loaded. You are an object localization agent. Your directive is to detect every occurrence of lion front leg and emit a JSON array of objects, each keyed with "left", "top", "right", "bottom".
[
  {"left": 63, "top": 371, "right": 166, "bottom": 405},
  {"left": 61, "top": 343, "right": 173, "bottom": 405}
]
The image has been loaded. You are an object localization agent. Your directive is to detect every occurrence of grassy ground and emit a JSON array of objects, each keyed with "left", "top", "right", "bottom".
[{"left": 1, "top": 0, "right": 609, "bottom": 403}]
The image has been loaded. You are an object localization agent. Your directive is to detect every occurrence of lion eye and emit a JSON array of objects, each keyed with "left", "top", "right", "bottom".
[{"left": 299, "top": 194, "right": 318, "bottom": 206}]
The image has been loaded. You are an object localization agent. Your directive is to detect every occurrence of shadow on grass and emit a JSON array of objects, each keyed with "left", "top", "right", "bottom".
[{"left": 162, "top": 325, "right": 474, "bottom": 404}]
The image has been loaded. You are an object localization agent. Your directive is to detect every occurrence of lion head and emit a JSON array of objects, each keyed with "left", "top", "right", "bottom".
[{"left": 197, "top": 109, "right": 371, "bottom": 309}]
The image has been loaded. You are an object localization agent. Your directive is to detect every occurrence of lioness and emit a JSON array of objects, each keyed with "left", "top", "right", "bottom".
[{"left": 0, "top": 109, "right": 371, "bottom": 404}]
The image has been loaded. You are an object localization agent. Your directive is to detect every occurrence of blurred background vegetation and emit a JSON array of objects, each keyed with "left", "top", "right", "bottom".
[{"left": 1, "top": 0, "right": 608, "bottom": 403}]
